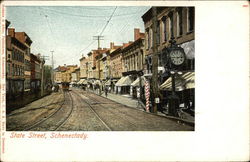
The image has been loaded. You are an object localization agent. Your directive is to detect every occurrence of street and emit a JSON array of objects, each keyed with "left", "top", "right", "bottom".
[{"left": 7, "top": 87, "right": 193, "bottom": 131}]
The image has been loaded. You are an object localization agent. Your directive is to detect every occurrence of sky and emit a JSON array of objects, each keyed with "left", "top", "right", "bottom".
[{"left": 6, "top": 6, "right": 151, "bottom": 68}]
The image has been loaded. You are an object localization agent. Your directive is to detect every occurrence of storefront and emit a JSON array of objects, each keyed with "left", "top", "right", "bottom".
[
  {"left": 160, "top": 71, "right": 195, "bottom": 111},
  {"left": 115, "top": 75, "right": 133, "bottom": 94}
]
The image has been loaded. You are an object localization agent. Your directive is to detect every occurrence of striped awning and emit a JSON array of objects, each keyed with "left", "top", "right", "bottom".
[
  {"left": 77, "top": 79, "right": 87, "bottom": 85},
  {"left": 115, "top": 76, "right": 132, "bottom": 86},
  {"left": 131, "top": 76, "right": 146, "bottom": 87},
  {"left": 159, "top": 72, "right": 195, "bottom": 91}
]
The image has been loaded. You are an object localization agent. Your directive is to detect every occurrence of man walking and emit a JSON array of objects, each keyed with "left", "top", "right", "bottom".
[{"left": 105, "top": 86, "right": 108, "bottom": 97}]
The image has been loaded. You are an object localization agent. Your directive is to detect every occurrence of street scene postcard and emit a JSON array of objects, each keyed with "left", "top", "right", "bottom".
[
  {"left": 0, "top": 1, "right": 249, "bottom": 162},
  {"left": 5, "top": 6, "right": 195, "bottom": 131}
]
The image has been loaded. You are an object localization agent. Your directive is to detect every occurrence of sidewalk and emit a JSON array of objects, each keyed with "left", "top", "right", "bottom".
[
  {"left": 92, "top": 90, "right": 142, "bottom": 110},
  {"left": 87, "top": 88, "right": 194, "bottom": 125}
]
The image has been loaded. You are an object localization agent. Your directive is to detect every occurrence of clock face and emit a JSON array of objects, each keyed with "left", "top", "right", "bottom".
[{"left": 170, "top": 49, "right": 185, "bottom": 65}]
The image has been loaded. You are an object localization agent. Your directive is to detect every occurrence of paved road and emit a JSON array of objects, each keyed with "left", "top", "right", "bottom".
[{"left": 7, "top": 88, "right": 194, "bottom": 131}]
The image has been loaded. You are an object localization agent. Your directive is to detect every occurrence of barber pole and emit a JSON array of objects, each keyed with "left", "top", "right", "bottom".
[{"left": 145, "top": 80, "right": 150, "bottom": 112}]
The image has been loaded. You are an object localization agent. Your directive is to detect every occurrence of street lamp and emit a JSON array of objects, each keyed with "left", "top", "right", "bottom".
[{"left": 167, "top": 36, "right": 186, "bottom": 117}]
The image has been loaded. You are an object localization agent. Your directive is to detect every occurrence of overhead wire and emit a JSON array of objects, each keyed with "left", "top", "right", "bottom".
[
  {"left": 99, "top": 6, "right": 117, "bottom": 36},
  {"left": 40, "top": 7, "right": 142, "bottom": 19}
]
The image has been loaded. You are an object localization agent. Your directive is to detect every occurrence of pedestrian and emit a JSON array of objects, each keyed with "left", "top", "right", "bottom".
[{"left": 105, "top": 86, "right": 108, "bottom": 97}]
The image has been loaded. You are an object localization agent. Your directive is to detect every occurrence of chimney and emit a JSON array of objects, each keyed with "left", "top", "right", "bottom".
[
  {"left": 134, "top": 28, "right": 140, "bottom": 41},
  {"left": 110, "top": 42, "right": 114, "bottom": 49},
  {"left": 8, "top": 28, "right": 15, "bottom": 37}
]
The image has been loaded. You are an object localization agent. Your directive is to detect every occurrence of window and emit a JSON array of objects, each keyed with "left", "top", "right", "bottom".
[
  {"left": 7, "top": 63, "right": 10, "bottom": 75},
  {"left": 146, "top": 29, "right": 150, "bottom": 49},
  {"left": 169, "top": 12, "right": 174, "bottom": 38},
  {"left": 12, "top": 64, "right": 14, "bottom": 75},
  {"left": 162, "top": 16, "right": 167, "bottom": 42},
  {"left": 156, "top": 21, "right": 160, "bottom": 45},
  {"left": 187, "top": 7, "right": 194, "bottom": 32},
  {"left": 177, "top": 8, "right": 183, "bottom": 36}
]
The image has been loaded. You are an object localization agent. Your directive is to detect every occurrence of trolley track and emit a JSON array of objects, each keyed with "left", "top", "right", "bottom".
[
  {"left": 22, "top": 91, "right": 74, "bottom": 131},
  {"left": 72, "top": 90, "right": 140, "bottom": 130},
  {"left": 75, "top": 88, "right": 191, "bottom": 130},
  {"left": 71, "top": 90, "right": 112, "bottom": 131}
]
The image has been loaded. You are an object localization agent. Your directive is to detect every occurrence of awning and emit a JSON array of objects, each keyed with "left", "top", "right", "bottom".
[
  {"left": 77, "top": 79, "right": 87, "bottom": 85},
  {"left": 93, "top": 80, "right": 102, "bottom": 85},
  {"left": 115, "top": 76, "right": 132, "bottom": 86},
  {"left": 180, "top": 40, "right": 195, "bottom": 59},
  {"left": 159, "top": 72, "right": 194, "bottom": 91},
  {"left": 131, "top": 76, "right": 146, "bottom": 87},
  {"left": 104, "top": 80, "right": 111, "bottom": 86},
  {"left": 87, "top": 79, "right": 94, "bottom": 84}
]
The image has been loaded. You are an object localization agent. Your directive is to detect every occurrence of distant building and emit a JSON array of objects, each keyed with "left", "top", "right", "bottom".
[
  {"left": 79, "top": 56, "right": 88, "bottom": 79},
  {"left": 61, "top": 64, "right": 77, "bottom": 83},
  {"left": 54, "top": 65, "right": 67, "bottom": 84},
  {"left": 95, "top": 48, "right": 109, "bottom": 81},
  {"left": 71, "top": 67, "right": 80, "bottom": 83},
  {"left": 30, "top": 53, "right": 41, "bottom": 92}
]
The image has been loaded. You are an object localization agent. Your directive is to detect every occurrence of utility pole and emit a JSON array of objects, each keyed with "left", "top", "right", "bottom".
[
  {"left": 152, "top": 7, "right": 159, "bottom": 113},
  {"left": 93, "top": 36, "right": 104, "bottom": 95},
  {"left": 50, "top": 50, "right": 54, "bottom": 85},
  {"left": 40, "top": 55, "right": 49, "bottom": 97}
]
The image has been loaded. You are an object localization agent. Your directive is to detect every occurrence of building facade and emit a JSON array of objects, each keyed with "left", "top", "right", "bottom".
[
  {"left": 122, "top": 28, "right": 145, "bottom": 74},
  {"left": 142, "top": 7, "right": 195, "bottom": 76},
  {"left": 15, "top": 32, "right": 32, "bottom": 93},
  {"left": 30, "top": 53, "right": 41, "bottom": 92},
  {"left": 61, "top": 65, "right": 77, "bottom": 83},
  {"left": 6, "top": 28, "right": 26, "bottom": 99},
  {"left": 79, "top": 56, "right": 88, "bottom": 79}
]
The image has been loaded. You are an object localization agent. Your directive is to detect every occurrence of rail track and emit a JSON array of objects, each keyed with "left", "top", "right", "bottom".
[
  {"left": 71, "top": 90, "right": 112, "bottom": 131},
  {"left": 72, "top": 89, "right": 141, "bottom": 130},
  {"left": 22, "top": 91, "right": 74, "bottom": 131}
]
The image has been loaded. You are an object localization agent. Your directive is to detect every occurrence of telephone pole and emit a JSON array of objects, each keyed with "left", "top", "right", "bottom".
[
  {"left": 93, "top": 36, "right": 104, "bottom": 95},
  {"left": 152, "top": 7, "right": 159, "bottom": 113},
  {"left": 50, "top": 50, "right": 54, "bottom": 85},
  {"left": 40, "top": 55, "right": 49, "bottom": 97}
]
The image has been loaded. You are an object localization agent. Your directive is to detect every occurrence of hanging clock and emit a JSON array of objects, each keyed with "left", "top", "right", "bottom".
[{"left": 169, "top": 47, "right": 186, "bottom": 66}]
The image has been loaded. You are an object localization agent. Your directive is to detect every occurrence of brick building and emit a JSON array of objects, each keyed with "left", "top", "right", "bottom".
[
  {"left": 30, "top": 53, "right": 42, "bottom": 92},
  {"left": 142, "top": 7, "right": 195, "bottom": 113},
  {"left": 142, "top": 7, "right": 195, "bottom": 76},
  {"left": 6, "top": 28, "right": 26, "bottom": 99},
  {"left": 122, "top": 29, "right": 145, "bottom": 73},
  {"left": 15, "top": 31, "right": 32, "bottom": 92},
  {"left": 121, "top": 28, "right": 145, "bottom": 97}
]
